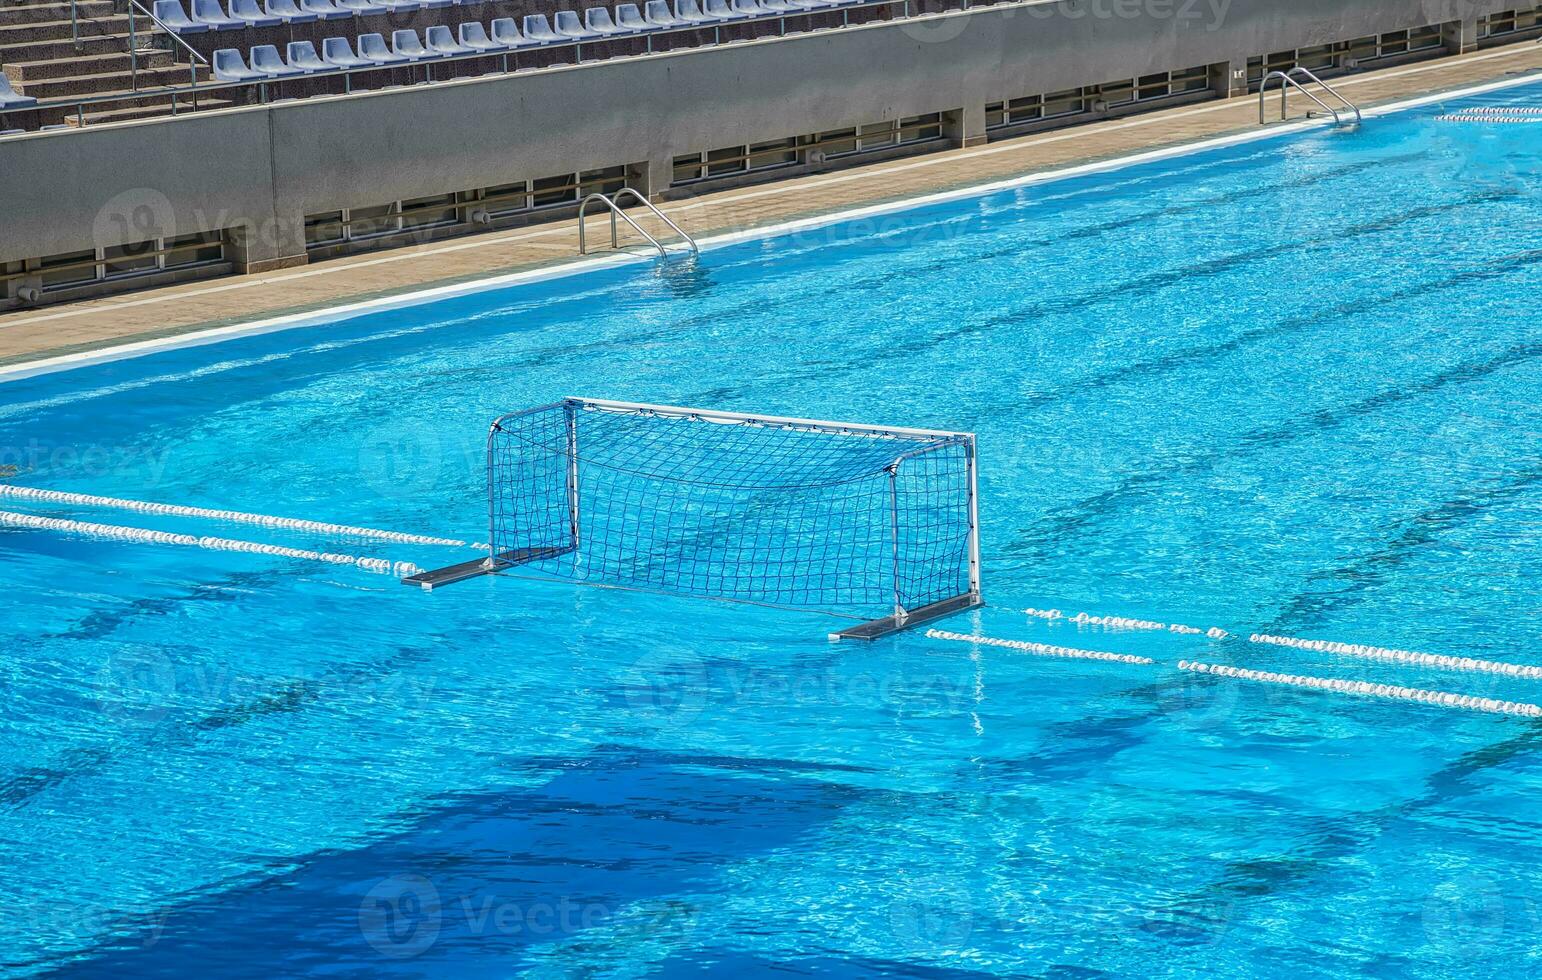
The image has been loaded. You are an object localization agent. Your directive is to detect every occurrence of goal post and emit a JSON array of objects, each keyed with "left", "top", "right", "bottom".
[{"left": 413, "top": 398, "right": 982, "bottom": 638}]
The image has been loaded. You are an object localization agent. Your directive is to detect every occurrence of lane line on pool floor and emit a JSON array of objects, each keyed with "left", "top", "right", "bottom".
[
  {"left": 1251, "top": 633, "right": 1542, "bottom": 680},
  {"left": 1179, "top": 660, "right": 1542, "bottom": 719}
]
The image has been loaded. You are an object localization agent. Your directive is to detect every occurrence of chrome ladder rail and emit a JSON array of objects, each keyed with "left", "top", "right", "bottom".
[
  {"left": 578, "top": 189, "right": 699, "bottom": 259},
  {"left": 1259, "top": 66, "right": 1362, "bottom": 127}
]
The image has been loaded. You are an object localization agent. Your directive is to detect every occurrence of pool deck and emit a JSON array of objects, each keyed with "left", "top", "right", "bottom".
[{"left": 4, "top": 41, "right": 1541, "bottom": 373}]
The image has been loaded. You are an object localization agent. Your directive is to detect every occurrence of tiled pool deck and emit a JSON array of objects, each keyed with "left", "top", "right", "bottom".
[{"left": 3, "top": 41, "right": 1540, "bottom": 372}]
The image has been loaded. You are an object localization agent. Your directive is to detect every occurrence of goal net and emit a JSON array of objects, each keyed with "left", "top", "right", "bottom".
[{"left": 485, "top": 399, "right": 980, "bottom": 637}]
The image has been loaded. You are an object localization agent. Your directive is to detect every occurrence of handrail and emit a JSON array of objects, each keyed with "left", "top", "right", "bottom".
[
  {"left": 1259, "top": 66, "right": 1361, "bottom": 126},
  {"left": 0, "top": 0, "right": 907, "bottom": 126},
  {"left": 578, "top": 192, "right": 671, "bottom": 259},
  {"left": 1286, "top": 65, "right": 1361, "bottom": 124},
  {"left": 127, "top": 0, "right": 210, "bottom": 67},
  {"left": 610, "top": 187, "right": 699, "bottom": 254}
]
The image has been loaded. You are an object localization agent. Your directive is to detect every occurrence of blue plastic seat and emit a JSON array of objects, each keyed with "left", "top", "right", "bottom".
[
  {"left": 286, "top": 40, "right": 333, "bottom": 71},
  {"left": 357, "top": 32, "right": 410, "bottom": 63},
  {"left": 425, "top": 24, "right": 475, "bottom": 55},
  {"left": 391, "top": 28, "right": 438, "bottom": 59},
  {"left": 321, "top": 36, "right": 372, "bottom": 67},
  {"left": 190, "top": 0, "right": 245, "bottom": 28},
  {"left": 212, "top": 47, "right": 265, "bottom": 80},
  {"left": 673, "top": 0, "right": 712, "bottom": 21},
  {"left": 554, "top": 10, "right": 599, "bottom": 38},
  {"left": 335, "top": 0, "right": 388, "bottom": 10},
  {"left": 250, "top": 43, "right": 306, "bottom": 76},
  {"left": 616, "top": 3, "right": 657, "bottom": 30},
  {"left": 458, "top": 21, "right": 504, "bottom": 50},
  {"left": 298, "top": 0, "right": 351, "bottom": 16},
  {"left": 642, "top": 0, "right": 683, "bottom": 26},
  {"left": 520, "top": 15, "right": 562, "bottom": 43},
  {"left": 153, "top": 0, "right": 211, "bottom": 32},
  {"left": 701, "top": 0, "right": 745, "bottom": 19},
  {"left": 728, "top": 0, "right": 762, "bottom": 17},
  {"left": 227, "top": 0, "right": 281, "bottom": 25},
  {"left": 759, "top": 0, "right": 797, "bottom": 11},
  {"left": 0, "top": 75, "right": 38, "bottom": 109},
  {"left": 378, "top": 0, "right": 421, "bottom": 8},
  {"left": 584, "top": 6, "right": 628, "bottom": 33},
  {"left": 417, "top": 0, "right": 453, "bottom": 9},
  {"left": 263, "top": 0, "right": 318, "bottom": 22}
]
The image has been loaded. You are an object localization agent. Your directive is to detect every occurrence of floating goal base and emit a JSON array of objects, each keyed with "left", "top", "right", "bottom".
[
  {"left": 403, "top": 547, "right": 570, "bottom": 591},
  {"left": 829, "top": 593, "right": 982, "bottom": 642}
]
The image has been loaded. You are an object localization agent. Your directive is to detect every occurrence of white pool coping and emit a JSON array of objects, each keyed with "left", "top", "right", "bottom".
[{"left": 1, "top": 68, "right": 1538, "bottom": 385}]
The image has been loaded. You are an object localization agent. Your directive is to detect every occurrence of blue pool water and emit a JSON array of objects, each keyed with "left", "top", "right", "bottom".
[{"left": 3, "top": 81, "right": 1542, "bottom": 977}]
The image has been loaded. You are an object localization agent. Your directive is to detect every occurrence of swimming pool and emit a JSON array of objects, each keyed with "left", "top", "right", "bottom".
[{"left": 2, "top": 77, "right": 1541, "bottom": 977}]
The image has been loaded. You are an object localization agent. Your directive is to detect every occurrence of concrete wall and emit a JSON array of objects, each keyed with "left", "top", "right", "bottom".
[{"left": 0, "top": 0, "right": 1515, "bottom": 284}]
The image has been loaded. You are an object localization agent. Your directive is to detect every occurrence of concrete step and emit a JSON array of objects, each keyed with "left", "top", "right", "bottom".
[
  {"left": 68, "top": 93, "right": 237, "bottom": 125},
  {"left": 0, "top": 30, "right": 133, "bottom": 61},
  {"left": 18, "top": 61, "right": 203, "bottom": 99},
  {"left": 5, "top": 49, "right": 174, "bottom": 81},
  {"left": 0, "top": 14, "right": 132, "bottom": 45},
  {"left": 0, "top": 1, "right": 117, "bottom": 26}
]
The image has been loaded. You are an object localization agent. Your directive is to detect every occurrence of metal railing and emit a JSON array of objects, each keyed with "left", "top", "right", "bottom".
[
  {"left": 0, "top": 0, "right": 912, "bottom": 129},
  {"left": 1259, "top": 65, "right": 1362, "bottom": 126},
  {"left": 127, "top": 0, "right": 209, "bottom": 97},
  {"left": 577, "top": 188, "right": 698, "bottom": 258}
]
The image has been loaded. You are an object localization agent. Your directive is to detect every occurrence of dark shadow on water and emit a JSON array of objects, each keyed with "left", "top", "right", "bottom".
[{"left": 36, "top": 745, "right": 863, "bottom": 978}]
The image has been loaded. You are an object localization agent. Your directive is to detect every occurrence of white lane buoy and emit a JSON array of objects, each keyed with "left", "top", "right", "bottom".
[
  {"left": 1178, "top": 660, "right": 1542, "bottom": 719},
  {"left": 926, "top": 628, "right": 1154, "bottom": 665},
  {"left": 0, "top": 510, "right": 422, "bottom": 579},
  {"left": 1249, "top": 633, "right": 1542, "bottom": 681},
  {"left": 0, "top": 484, "right": 482, "bottom": 549}
]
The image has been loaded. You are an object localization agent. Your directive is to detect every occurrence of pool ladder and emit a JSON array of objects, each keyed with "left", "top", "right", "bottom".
[
  {"left": 1259, "top": 67, "right": 1362, "bottom": 127},
  {"left": 578, "top": 188, "right": 699, "bottom": 260}
]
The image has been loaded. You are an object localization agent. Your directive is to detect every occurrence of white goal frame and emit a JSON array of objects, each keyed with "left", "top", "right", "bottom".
[{"left": 409, "top": 398, "right": 982, "bottom": 640}]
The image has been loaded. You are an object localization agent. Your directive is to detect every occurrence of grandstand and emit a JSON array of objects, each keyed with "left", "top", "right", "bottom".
[{"left": 3, "top": 0, "right": 1539, "bottom": 310}]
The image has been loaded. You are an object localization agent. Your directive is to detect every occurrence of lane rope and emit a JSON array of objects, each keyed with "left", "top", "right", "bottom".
[
  {"left": 0, "top": 484, "right": 483, "bottom": 549},
  {"left": 1250, "top": 632, "right": 1542, "bottom": 681},
  {"left": 926, "top": 628, "right": 1155, "bottom": 665},
  {"left": 1024, "top": 607, "right": 1229, "bottom": 639},
  {"left": 0, "top": 510, "right": 422, "bottom": 579},
  {"left": 1178, "top": 660, "right": 1542, "bottom": 719}
]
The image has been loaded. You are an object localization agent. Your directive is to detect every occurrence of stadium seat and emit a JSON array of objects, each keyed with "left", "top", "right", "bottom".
[
  {"left": 212, "top": 47, "right": 265, "bottom": 80},
  {"left": 335, "top": 0, "right": 388, "bottom": 10},
  {"left": 554, "top": 10, "right": 599, "bottom": 38},
  {"left": 321, "top": 36, "right": 372, "bottom": 67},
  {"left": 390, "top": 29, "right": 438, "bottom": 59},
  {"left": 228, "top": 0, "right": 281, "bottom": 25},
  {"left": 458, "top": 21, "right": 504, "bottom": 50},
  {"left": 673, "top": 0, "right": 713, "bottom": 21},
  {"left": 153, "top": 0, "right": 212, "bottom": 33},
  {"left": 760, "top": 0, "right": 799, "bottom": 11},
  {"left": 642, "top": 0, "right": 684, "bottom": 26},
  {"left": 417, "top": 0, "right": 454, "bottom": 9},
  {"left": 425, "top": 24, "right": 475, "bottom": 55},
  {"left": 191, "top": 0, "right": 246, "bottom": 28},
  {"left": 617, "top": 4, "right": 657, "bottom": 30},
  {"left": 250, "top": 43, "right": 306, "bottom": 76},
  {"left": 357, "top": 32, "right": 411, "bottom": 63},
  {"left": 584, "top": 7, "right": 629, "bottom": 34},
  {"left": 286, "top": 40, "right": 333, "bottom": 71},
  {"left": 705, "top": 0, "right": 749, "bottom": 19},
  {"left": 729, "top": 0, "right": 764, "bottom": 16},
  {"left": 377, "top": 0, "right": 421, "bottom": 9},
  {"left": 298, "top": 0, "right": 352, "bottom": 18},
  {"left": 263, "top": 0, "right": 318, "bottom": 23},
  {"left": 520, "top": 15, "right": 562, "bottom": 44},
  {"left": 0, "top": 76, "right": 38, "bottom": 109}
]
